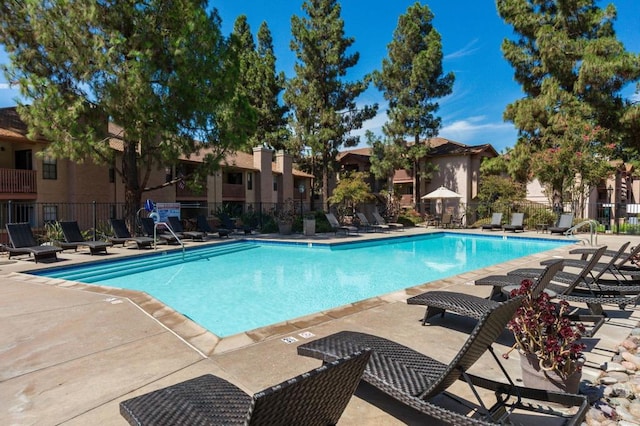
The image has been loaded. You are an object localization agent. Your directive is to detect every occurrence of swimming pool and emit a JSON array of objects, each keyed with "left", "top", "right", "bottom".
[{"left": 33, "top": 233, "right": 571, "bottom": 337}]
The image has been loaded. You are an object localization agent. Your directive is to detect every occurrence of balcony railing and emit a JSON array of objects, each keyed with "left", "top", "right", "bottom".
[
  {"left": 0, "top": 168, "right": 37, "bottom": 194},
  {"left": 222, "top": 183, "right": 245, "bottom": 200}
]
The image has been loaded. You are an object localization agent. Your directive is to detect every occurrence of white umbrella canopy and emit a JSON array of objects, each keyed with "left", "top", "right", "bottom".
[{"left": 421, "top": 186, "right": 461, "bottom": 200}]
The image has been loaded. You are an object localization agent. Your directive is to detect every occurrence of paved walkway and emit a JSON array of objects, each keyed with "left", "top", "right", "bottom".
[{"left": 1, "top": 228, "right": 638, "bottom": 425}]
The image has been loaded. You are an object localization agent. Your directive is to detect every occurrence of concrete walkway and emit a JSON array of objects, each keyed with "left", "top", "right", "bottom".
[{"left": 1, "top": 229, "right": 639, "bottom": 425}]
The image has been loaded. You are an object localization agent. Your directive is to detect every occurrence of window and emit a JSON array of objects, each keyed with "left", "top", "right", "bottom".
[
  {"left": 273, "top": 176, "right": 278, "bottom": 191},
  {"left": 109, "top": 167, "right": 115, "bottom": 183},
  {"left": 42, "top": 156, "right": 57, "bottom": 180},
  {"left": 247, "top": 173, "right": 253, "bottom": 190},
  {"left": 43, "top": 205, "right": 58, "bottom": 222},
  {"left": 226, "top": 172, "right": 243, "bottom": 185}
]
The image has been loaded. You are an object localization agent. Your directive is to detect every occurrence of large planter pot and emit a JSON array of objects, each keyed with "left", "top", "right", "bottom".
[
  {"left": 520, "top": 353, "right": 582, "bottom": 394},
  {"left": 278, "top": 222, "right": 292, "bottom": 235}
]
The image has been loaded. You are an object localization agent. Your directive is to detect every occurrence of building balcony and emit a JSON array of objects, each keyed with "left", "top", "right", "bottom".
[
  {"left": 0, "top": 168, "right": 37, "bottom": 199},
  {"left": 175, "top": 184, "right": 207, "bottom": 200},
  {"left": 222, "top": 183, "right": 245, "bottom": 200}
]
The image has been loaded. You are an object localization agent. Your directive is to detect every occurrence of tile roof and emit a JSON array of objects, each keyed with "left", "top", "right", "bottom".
[{"left": 337, "top": 137, "right": 497, "bottom": 158}]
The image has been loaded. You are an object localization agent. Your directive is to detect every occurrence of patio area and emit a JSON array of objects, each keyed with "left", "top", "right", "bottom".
[{"left": 1, "top": 228, "right": 639, "bottom": 425}]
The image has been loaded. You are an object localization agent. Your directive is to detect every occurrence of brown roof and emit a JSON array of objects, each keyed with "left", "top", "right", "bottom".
[
  {"left": 337, "top": 137, "right": 498, "bottom": 159},
  {"left": 0, "top": 107, "right": 46, "bottom": 142}
]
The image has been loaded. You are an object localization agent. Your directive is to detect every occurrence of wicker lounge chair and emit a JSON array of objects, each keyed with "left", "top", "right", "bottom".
[
  {"left": 5, "top": 222, "right": 63, "bottom": 262},
  {"left": 548, "top": 213, "right": 574, "bottom": 234},
  {"left": 551, "top": 243, "right": 640, "bottom": 282},
  {"left": 58, "top": 221, "right": 112, "bottom": 255},
  {"left": 109, "top": 219, "right": 154, "bottom": 249},
  {"left": 167, "top": 216, "right": 205, "bottom": 241},
  {"left": 439, "top": 213, "right": 453, "bottom": 228},
  {"left": 196, "top": 214, "right": 231, "bottom": 238},
  {"left": 325, "top": 213, "right": 358, "bottom": 235},
  {"left": 502, "top": 213, "right": 524, "bottom": 232},
  {"left": 372, "top": 211, "right": 404, "bottom": 231},
  {"left": 120, "top": 350, "right": 370, "bottom": 426},
  {"left": 298, "top": 297, "right": 588, "bottom": 425},
  {"left": 356, "top": 212, "right": 389, "bottom": 232},
  {"left": 481, "top": 213, "right": 502, "bottom": 231},
  {"left": 407, "top": 259, "right": 563, "bottom": 325}
]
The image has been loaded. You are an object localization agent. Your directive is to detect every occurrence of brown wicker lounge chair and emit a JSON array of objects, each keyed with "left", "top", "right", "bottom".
[
  {"left": 59, "top": 221, "right": 112, "bottom": 255},
  {"left": 109, "top": 219, "right": 154, "bottom": 249},
  {"left": 5, "top": 222, "right": 63, "bottom": 262},
  {"left": 120, "top": 350, "right": 370, "bottom": 426},
  {"left": 406, "top": 259, "right": 563, "bottom": 325},
  {"left": 298, "top": 297, "right": 588, "bottom": 425}
]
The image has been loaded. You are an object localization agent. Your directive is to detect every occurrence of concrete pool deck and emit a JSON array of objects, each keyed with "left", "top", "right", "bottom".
[{"left": 1, "top": 227, "right": 639, "bottom": 424}]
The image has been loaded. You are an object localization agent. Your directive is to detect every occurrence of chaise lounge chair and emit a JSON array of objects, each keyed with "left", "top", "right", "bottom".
[
  {"left": 548, "top": 213, "right": 574, "bottom": 234},
  {"left": 502, "top": 213, "right": 524, "bottom": 232},
  {"left": 120, "top": 350, "right": 370, "bottom": 426},
  {"left": 407, "top": 259, "right": 563, "bottom": 325},
  {"left": 109, "top": 219, "right": 154, "bottom": 249},
  {"left": 372, "top": 211, "right": 404, "bottom": 231},
  {"left": 5, "top": 222, "right": 63, "bottom": 262},
  {"left": 140, "top": 217, "right": 181, "bottom": 244},
  {"left": 297, "top": 297, "right": 588, "bottom": 425},
  {"left": 58, "top": 221, "right": 112, "bottom": 255},
  {"left": 356, "top": 212, "right": 389, "bottom": 232},
  {"left": 325, "top": 213, "right": 358, "bottom": 235},
  {"left": 481, "top": 213, "right": 502, "bottom": 231},
  {"left": 196, "top": 214, "right": 231, "bottom": 238},
  {"left": 167, "top": 216, "right": 206, "bottom": 241}
]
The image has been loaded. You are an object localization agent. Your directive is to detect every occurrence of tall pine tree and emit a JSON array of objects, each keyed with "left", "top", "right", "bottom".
[
  {"left": 372, "top": 3, "right": 454, "bottom": 201},
  {"left": 498, "top": 0, "right": 640, "bottom": 208},
  {"left": 285, "top": 0, "right": 377, "bottom": 209}
]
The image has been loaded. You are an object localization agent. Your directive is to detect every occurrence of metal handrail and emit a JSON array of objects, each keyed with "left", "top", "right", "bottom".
[
  {"left": 565, "top": 219, "right": 599, "bottom": 246},
  {"left": 154, "top": 221, "right": 185, "bottom": 259}
]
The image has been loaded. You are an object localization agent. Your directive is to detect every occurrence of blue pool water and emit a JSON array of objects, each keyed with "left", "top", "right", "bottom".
[{"left": 33, "top": 233, "right": 570, "bottom": 337}]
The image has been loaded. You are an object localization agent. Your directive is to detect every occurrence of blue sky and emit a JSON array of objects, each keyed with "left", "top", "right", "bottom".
[{"left": 1, "top": 1, "right": 638, "bottom": 153}]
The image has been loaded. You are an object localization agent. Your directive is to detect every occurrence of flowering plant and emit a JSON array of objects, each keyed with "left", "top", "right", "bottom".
[
  {"left": 274, "top": 198, "right": 297, "bottom": 224},
  {"left": 503, "top": 279, "right": 586, "bottom": 379}
]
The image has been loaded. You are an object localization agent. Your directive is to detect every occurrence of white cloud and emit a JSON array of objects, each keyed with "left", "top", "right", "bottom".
[
  {"left": 0, "top": 83, "right": 12, "bottom": 89},
  {"left": 445, "top": 39, "right": 481, "bottom": 60}
]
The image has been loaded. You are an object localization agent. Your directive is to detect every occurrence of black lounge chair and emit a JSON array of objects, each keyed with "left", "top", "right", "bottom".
[
  {"left": 109, "top": 219, "right": 154, "bottom": 249},
  {"left": 298, "top": 297, "right": 588, "bottom": 425},
  {"left": 551, "top": 243, "right": 640, "bottom": 283},
  {"left": 5, "top": 222, "right": 63, "bottom": 262},
  {"left": 59, "top": 221, "right": 112, "bottom": 255},
  {"left": 218, "top": 212, "right": 252, "bottom": 235},
  {"left": 481, "top": 213, "right": 502, "bottom": 231},
  {"left": 120, "top": 350, "right": 370, "bottom": 426},
  {"left": 167, "top": 216, "right": 205, "bottom": 241},
  {"left": 372, "top": 211, "right": 404, "bottom": 231},
  {"left": 548, "top": 213, "right": 574, "bottom": 234},
  {"left": 502, "top": 213, "right": 524, "bottom": 232},
  {"left": 407, "top": 259, "right": 563, "bottom": 325},
  {"left": 325, "top": 213, "right": 358, "bottom": 235},
  {"left": 196, "top": 214, "right": 231, "bottom": 238},
  {"left": 140, "top": 217, "right": 180, "bottom": 244},
  {"left": 356, "top": 212, "right": 389, "bottom": 232}
]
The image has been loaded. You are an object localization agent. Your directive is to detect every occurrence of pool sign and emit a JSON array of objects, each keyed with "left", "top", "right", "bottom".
[{"left": 156, "top": 202, "right": 181, "bottom": 222}]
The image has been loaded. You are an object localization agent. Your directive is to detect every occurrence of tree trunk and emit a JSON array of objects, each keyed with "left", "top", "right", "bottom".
[{"left": 122, "top": 140, "right": 142, "bottom": 227}]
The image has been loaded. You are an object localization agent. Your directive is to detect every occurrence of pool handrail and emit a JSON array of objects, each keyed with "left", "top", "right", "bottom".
[{"left": 154, "top": 221, "right": 185, "bottom": 259}]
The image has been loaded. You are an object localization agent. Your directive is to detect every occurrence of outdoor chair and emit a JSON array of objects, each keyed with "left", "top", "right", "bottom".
[
  {"left": 196, "top": 214, "right": 231, "bottom": 238},
  {"left": 554, "top": 243, "right": 640, "bottom": 282},
  {"left": 548, "top": 213, "right": 574, "bottom": 234},
  {"left": 167, "top": 216, "right": 206, "bottom": 241},
  {"left": 109, "top": 219, "right": 154, "bottom": 249},
  {"left": 372, "top": 211, "right": 404, "bottom": 231},
  {"left": 59, "top": 220, "right": 112, "bottom": 255},
  {"left": 325, "top": 213, "right": 358, "bottom": 235},
  {"left": 297, "top": 297, "right": 588, "bottom": 425},
  {"left": 139, "top": 217, "right": 181, "bottom": 244},
  {"left": 407, "top": 259, "right": 563, "bottom": 325},
  {"left": 218, "top": 212, "right": 252, "bottom": 235},
  {"left": 120, "top": 350, "right": 370, "bottom": 426},
  {"left": 439, "top": 213, "right": 453, "bottom": 228},
  {"left": 502, "top": 213, "right": 524, "bottom": 232},
  {"left": 5, "top": 222, "right": 63, "bottom": 262},
  {"left": 356, "top": 212, "right": 389, "bottom": 232},
  {"left": 481, "top": 213, "right": 502, "bottom": 231}
]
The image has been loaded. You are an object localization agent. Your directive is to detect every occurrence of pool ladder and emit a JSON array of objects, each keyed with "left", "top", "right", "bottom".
[
  {"left": 153, "top": 221, "right": 185, "bottom": 259},
  {"left": 564, "top": 219, "right": 599, "bottom": 246}
]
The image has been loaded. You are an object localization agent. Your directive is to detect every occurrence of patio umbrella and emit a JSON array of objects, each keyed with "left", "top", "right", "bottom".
[{"left": 421, "top": 186, "right": 462, "bottom": 214}]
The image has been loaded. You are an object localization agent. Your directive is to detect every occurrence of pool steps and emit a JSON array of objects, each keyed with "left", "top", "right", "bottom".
[{"left": 39, "top": 243, "right": 256, "bottom": 282}]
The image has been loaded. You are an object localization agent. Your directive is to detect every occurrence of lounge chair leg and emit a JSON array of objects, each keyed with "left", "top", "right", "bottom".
[{"left": 422, "top": 306, "right": 445, "bottom": 325}]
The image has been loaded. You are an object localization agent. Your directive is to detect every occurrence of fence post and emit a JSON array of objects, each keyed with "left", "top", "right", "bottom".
[
  {"left": 8, "top": 200, "right": 12, "bottom": 224},
  {"left": 92, "top": 201, "right": 97, "bottom": 241}
]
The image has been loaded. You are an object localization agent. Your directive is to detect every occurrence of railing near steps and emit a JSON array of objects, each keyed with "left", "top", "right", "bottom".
[
  {"left": 154, "top": 222, "right": 185, "bottom": 260},
  {"left": 564, "top": 219, "right": 599, "bottom": 246}
]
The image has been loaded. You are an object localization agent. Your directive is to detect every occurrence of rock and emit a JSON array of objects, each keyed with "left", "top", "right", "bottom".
[
  {"left": 630, "top": 328, "right": 640, "bottom": 336},
  {"left": 604, "top": 362, "right": 628, "bottom": 372},
  {"left": 611, "top": 382, "right": 635, "bottom": 398},
  {"left": 622, "top": 352, "right": 640, "bottom": 368},
  {"left": 621, "top": 361, "right": 638, "bottom": 371},
  {"left": 607, "top": 371, "right": 630, "bottom": 383},
  {"left": 629, "top": 401, "right": 640, "bottom": 418},
  {"left": 600, "top": 376, "right": 618, "bottom": 385},
  {"left": 615, "top": 405, "right": 637, "bottom": 422},
  {"left": 622, "top": 339, "right": 638, "bottom": 350},
  {"left": 608, "top": 397, "right": 631, "bottom": 408}
]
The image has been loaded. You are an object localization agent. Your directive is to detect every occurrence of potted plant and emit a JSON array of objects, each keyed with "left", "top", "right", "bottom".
[
  {"left": 275, "top": 198, "right": 296, "bottom": 235},
  {"left": 503, "top": 279, "right": 586, "bottom": 393}
]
